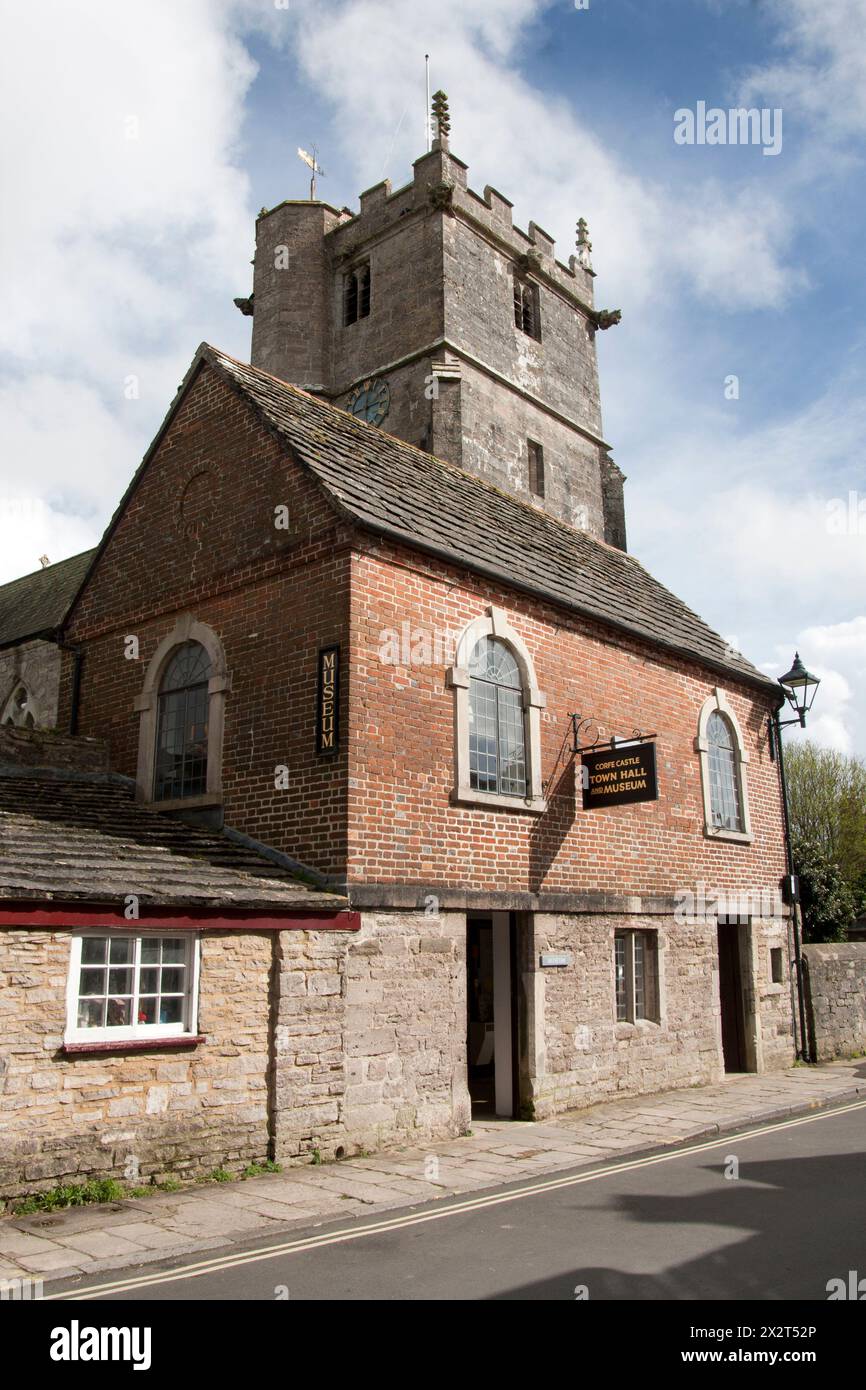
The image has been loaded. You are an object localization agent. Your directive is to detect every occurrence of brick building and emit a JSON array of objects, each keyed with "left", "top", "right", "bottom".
[{"left": 0, "top": 118, "right": 797, "bottom": 1191}]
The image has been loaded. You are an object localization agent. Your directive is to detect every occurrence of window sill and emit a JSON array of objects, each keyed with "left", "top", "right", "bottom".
[
  {"left": 62, "top": 1035, "right": 205, "bottom": 1056},
  {"left": 615, "top": 1018, "right": 661, "bottom": 1036},
  {"left": 451, "top": 787, "right": 547, "bottom": 815},
  {"left": 142, "top": 794, "right": 223, "bottom": 813},
  {"left": 703, "top": 826, "right": 754, "bottom": 845}
]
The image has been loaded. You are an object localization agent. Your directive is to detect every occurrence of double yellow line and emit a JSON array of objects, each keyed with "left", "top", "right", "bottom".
[{"left": 46, "top": 1098, "right": 866, "bottom": 1300}]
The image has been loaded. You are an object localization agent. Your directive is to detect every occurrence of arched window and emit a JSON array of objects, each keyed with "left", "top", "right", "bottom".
[
  {"left": 448, "top": 607, "right": 547, "bottom": 812},
  {"left": 707, "top": 711, "right": 742, "bottom": 832},
  {"left": 695, "top": 689, "right": 752, "bottom": 842},
  {"left": 2, "top": 684, "right": 36, "bottom": 728},
  {"left": 154, "top": 642, "right": 211, "bottom": 801},
  {"left": 468, "top": 637, "right": 527, "bottom": 797},
  {"left": 134, "top": 616, "right": 230, "bottom": 807}
]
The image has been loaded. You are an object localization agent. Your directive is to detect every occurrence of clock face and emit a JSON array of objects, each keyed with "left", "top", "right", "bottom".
[{"left": 348, "top": 377, "right": 390, "bottom": 427}]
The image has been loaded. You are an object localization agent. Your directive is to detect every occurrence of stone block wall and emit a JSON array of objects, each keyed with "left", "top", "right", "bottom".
[
  {"left": 803, "top": 942, "right": 866, "bottom": 1061},
  {"left": 0, "top": 639, "right": 63, "bottom": 731},
  {"left": 273, "top": 911, "right": 470, "bottom": 1162},
  {"left": 524, "top": 911, "right": 793, "bottom": 1119}
]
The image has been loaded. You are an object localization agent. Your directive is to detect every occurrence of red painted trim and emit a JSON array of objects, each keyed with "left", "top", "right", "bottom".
[
  {"left": 62, "top": 1035, "right": 206, "bottom": 1055},
  {"left": 0, "top": 906, "right": 360, "bottom": 932}
]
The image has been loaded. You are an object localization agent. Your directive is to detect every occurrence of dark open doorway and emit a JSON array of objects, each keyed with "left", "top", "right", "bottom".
[
  {"left": 467, "top": 912, "right": 518, "bottom": 1117},
  {"left": 717, "top": 921, "right": 748, "bottom": 1072}
]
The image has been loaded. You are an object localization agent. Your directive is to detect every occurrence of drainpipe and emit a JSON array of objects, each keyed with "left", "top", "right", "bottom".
[
  {"left": 52, "top": 636, "right": 83, "bottom": 736},
  {"left": 771, "top": 707, "right": 810, "bottom": 1062}
]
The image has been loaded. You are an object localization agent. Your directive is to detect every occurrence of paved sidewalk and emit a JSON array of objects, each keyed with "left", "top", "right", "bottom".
[{"left": 2, "top": 1059, "right": 864, "bottom": 1287}]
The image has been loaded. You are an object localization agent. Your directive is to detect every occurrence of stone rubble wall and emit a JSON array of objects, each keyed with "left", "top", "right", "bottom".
[
  {"left": 0, "top": 930, "right": 273, "bottom": 1199},
  {"left": 803, "top": 942, "right": 866, "bottom": 1062}
]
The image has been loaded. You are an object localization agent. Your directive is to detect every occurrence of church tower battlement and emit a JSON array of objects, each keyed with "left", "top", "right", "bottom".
[{"left": 240, "top": 99, "right": 627, "bottom": 549}]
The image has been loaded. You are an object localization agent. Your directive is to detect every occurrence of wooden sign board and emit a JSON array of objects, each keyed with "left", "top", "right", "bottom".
[
  {"left": 316, "top": 645, "right": 340, "bottom": 755},
  {"left": 582, "top": 742, "right": 658, "bottom": 809}
]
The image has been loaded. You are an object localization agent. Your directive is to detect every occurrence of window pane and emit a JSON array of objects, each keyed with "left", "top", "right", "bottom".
[
  {"left": 161, "top": 642, "right": 211, "bottom": 692},
  {"left": 497, "top": 686, "right": 526, "bottom": 796},
  {"left": 633, "top": 934, "right": 646, "bottom": 1019},
  {"left": 109, "top": 937, "right": 133, "bottom": 963},
  {"left": 159, "top": 997, "right": 184, "bottom": 1025},
  {"left": 160, "top": 967, "right": 185, "bottom": 995},
  {"left": 469, "top": 677, "right": 498, "bottom": 791},
  {"left": 81, "top": 937, "right": 108, "bottom": 965},
  {"left": 79, "top": 968, "right": 106, "bottom": 996},
  {"left": 708, "top": 713, "right": 743, "bottom": 831},
  {"left": 156, "top": 680, "right": 209, "bottom": 801},
  {"left": 139, "top": 967, "right": 159, "bottom": 995},
  {"left": 77, "top": 998, "right": 105, "bottom": 1029},
  {"left": 138, "top": 996, "right": 158, "bottom": 1025},
  {"left": 615, "top": 935, "right": 627, "bottom": 1021},
  {"left": 108, "top": 968, "right": 133, "bottom": 995},
  {"left": 106, "top": 997, "right": 132, "bottom": 1027},
  {"left": 161, "top": 938, "right": 186, "bottom": 963},
  {"left": 141, "top": 939, "right": 159, "bottom": 964}
]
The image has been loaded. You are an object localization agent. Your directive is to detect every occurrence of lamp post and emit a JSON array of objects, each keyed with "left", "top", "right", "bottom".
[{"left": 770, "top": 653, "right": 821, "bottom": 1062}]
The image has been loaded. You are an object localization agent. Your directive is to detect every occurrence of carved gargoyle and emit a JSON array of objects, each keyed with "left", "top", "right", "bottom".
[
  {"left": 233, "top": 294, "right": 255, "bottom": 317},
  {"left": 428, "top": 180, "right": 455, "bottom": 214},
  {"left": 516, "top": 250, "right": 543, "bottom": 277},
  {"left": 593, "top": 308, "right": 622, "bottom": 330}
]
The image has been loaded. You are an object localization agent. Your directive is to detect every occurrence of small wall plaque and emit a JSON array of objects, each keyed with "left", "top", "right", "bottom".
[{"left": 540, "top": 952, "right": 572, "bottom": 968}]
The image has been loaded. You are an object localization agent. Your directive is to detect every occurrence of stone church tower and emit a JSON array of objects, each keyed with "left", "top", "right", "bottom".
[{"left": 239, "top": 95, "right": 627, "bottom": 549}]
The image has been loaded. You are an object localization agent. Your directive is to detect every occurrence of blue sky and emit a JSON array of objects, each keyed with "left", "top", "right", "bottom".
[{"left": 1, "top": 0, "right": 864, "bottom": 751}]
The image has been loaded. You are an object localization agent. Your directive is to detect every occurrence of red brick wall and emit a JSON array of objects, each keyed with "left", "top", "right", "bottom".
[
  {"left": 61, "top": 366, "right": 352, "bottom": 877},
  {"left": 60, "top": 363, "right": 786, "bottom": 901},
  {"left": 347, "top": 539, "right": 787, "bottom": 897}
]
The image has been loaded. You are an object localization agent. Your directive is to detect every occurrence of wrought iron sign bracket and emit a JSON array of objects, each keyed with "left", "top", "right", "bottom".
[{"left": 569, "top": 714, "right": 657, "bottom": 757}]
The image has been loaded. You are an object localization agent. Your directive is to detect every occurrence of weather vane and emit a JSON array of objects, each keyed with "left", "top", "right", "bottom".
[{"left": 297, "top": 146, "right": 325, "bottom": 200}]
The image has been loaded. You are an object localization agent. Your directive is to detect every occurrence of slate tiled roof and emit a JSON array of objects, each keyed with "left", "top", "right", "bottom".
[
  {"left": 0, "top": 549, "right": 95, "bottom": 648},
  {"left": 0, "top": 771, "right": 348, "bottom": 913},
  {"left": 200, "top": 346, "right": 775, "bottom": 692}
]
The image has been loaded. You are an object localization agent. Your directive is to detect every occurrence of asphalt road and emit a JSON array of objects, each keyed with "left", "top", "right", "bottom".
[{"left": 55, "top": 1101, "right": 866, "bottom": 1301}]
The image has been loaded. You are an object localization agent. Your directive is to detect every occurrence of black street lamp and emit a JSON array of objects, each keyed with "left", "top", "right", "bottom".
[
  {"left": 778, "top": 653, "right": 822, "bottom": 728},
  {"left": 770, "top": 653, "right": 821, "bottom": 1062}
]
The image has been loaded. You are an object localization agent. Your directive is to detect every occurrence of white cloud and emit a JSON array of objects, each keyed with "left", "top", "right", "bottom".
[
  {"left": 763, "top": 619, "right": 866, "bottom": 757},
  {"left": 0, "top": 0, "right": 259, "bottom": 581},
  {"left": 739, "top": 0, "right": 866, "bottom": 142}
]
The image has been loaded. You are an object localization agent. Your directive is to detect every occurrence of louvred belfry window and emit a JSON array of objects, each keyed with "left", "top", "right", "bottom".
[
  {"left": 513, "top": 277, "right": 541, "bottom": 341},
  {"left": 344, "top": 263, "right": 371, "bottom": 325},
  {"left": 155, "top": 642, "right": 211, "bottom": 801}
]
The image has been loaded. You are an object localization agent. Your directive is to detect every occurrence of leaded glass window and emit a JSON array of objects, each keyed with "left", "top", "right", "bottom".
[
  {"left": 707, "top": 711, "right": 743, "bottom": 832},
  {"left": 468, "top": 637, "right": 527, "bottom": 797},
  {"left": 155, "top": 642, "right": 211, "bottom": 801}
]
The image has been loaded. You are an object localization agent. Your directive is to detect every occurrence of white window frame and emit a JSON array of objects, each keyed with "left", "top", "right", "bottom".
[
  {"left": 64, "top": 931, "right": 200, "bottom": 1045},
  {"left": 695, "top": 688, "right": 753, "bottom": 844},
  {"left": 447, "top": 606, "right": 547, "bottom": 814}
]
